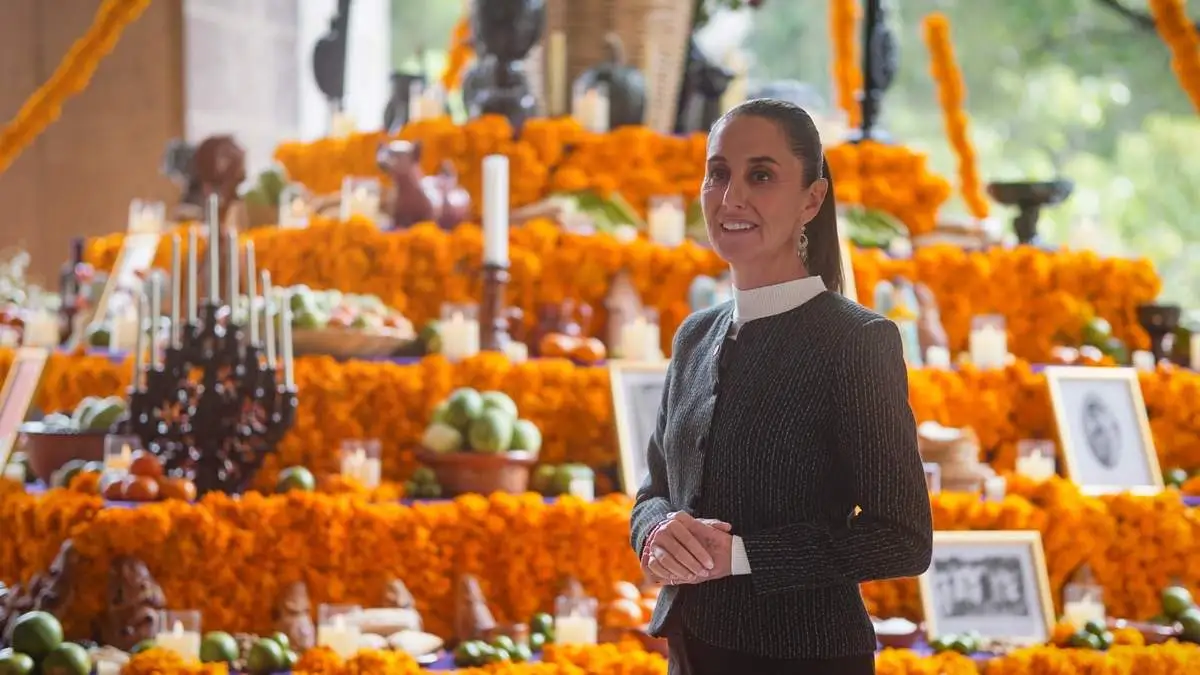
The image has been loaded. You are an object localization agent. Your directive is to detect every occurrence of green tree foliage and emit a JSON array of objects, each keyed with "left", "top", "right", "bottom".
[{"left": 741, "top": 0, "right": 1200, "bottom": 303}]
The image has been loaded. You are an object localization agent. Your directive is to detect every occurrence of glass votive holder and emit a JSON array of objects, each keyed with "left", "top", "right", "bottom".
[
  {"left": 317, "top": 604, "right": 363, "bottom": 658},
  {"left": 1015, "top": 439, "right": 1057, "bottom": 481},
  {"left": 104, "top": 434, "right": 142, "bottom": 474},
  {"left": 279, "top": 184, "right": 311, "bottom": 229},
  {"left": 339, "top": 177, "right": 381, "bottom": 222},
  {"left": 923, "top": 462, "right": 941, "bottom": 494},
  {"left": 554, "top": 594, "right": 597, "bottom": 645},
  {"left": 155, "top": 610, "right": 202, "bottom": 661},
  {"left": 1062, "top": 583, "right": 1106, "bottom": 625},
  {"left": 340, "top": 439, "right": 382, "bottom": 489}
]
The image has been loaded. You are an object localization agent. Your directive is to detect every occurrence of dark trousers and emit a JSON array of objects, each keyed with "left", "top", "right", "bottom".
[{"left": 668, "top": 630, "right": 875, "bottom": 675}]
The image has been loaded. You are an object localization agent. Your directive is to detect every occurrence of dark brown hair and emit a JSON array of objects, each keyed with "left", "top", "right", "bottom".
[{"left": 710, "top": 99, "right": 844, "bottom": 294}]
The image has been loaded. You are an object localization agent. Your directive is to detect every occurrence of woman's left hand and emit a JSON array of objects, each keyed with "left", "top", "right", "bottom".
[{"left": 644, "top": 517, "right": 734, "bottom": 584}]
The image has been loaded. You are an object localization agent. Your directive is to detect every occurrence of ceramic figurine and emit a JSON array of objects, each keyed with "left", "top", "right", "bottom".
[
  {"left": 605, "top": 271, "right": 643, "bottom": 349},
  {"left": 0, "top": 540, "right": 81, "bottom": 645},
  {"left": 383, "top": 577, "right": 423, "bottom": 632},
  {"left": 99, "top": 557, "right": 166, "bottom": 651},
  {"left": 873, "top": 277, "right": 924, "bottom": 366},
  {"left": 453, "top": 575, "right": 496, "bottom": 644},
  {"left": 377, "top": 141, "right": 471, "bottom": 230},
  {"left": 272, "top": 581, "right": 316, "bottom": 651},
  {"left": 913, "top": 283, "right": 949, "bottom": 357}
]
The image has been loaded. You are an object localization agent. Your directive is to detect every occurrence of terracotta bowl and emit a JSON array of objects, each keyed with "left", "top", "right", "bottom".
[
  {"left": 19, "top": 423, "right": 107, "bottom": 484},
  {"left": 1109, "top": 619, "right": 1180, "bottom": 645},
  {"left": 414, "top": 447, "right": 537, "bottom": 496}
]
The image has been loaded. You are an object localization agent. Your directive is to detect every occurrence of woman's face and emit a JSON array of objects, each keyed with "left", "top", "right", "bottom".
[{"left": 701, "top": 115, "right": 825, "bottom": 274}]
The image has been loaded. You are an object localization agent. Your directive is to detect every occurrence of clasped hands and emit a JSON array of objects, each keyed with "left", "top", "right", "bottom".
[{"left": 642, "top": 511, "right": 733, "bottom": 586}]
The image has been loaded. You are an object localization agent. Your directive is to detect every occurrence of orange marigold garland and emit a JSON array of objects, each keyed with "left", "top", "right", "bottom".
[
  {"left": 829, "top": 0, "right": 863, "bottom": 127},
  {"left": 440, "top": 14, "right": 475, "bottom": 91},
  {"left": 826, "top": 142, "right": 952, "bottom": 237},
  {"left": 0, "top": 0, "right": 152, "bottom": 174},
  {"left": 921, "top": 13, "right": 989, "bottom": 219},
  {"left": 1149, "top": 0, "right": 1200, "bottom": 113}
]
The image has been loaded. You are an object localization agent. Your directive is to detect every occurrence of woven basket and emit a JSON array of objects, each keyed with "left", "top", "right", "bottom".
[
  {"left": 292, "top": 327, "right": 415, "bottom": 360},
  {"left": 415, "top": 447, "right": 537, "bottom": 496},
  {"left": 534, "top": 0, "right": 694, "bottom": 133}
]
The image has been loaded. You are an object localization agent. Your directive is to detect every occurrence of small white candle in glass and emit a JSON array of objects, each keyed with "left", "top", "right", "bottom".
[
  {"left": 924, "top": 346, "right": 951, "bottom": 369},
  {"left": 330, "top": 110, "right": 357, "bottom": 137},
  {"left": 1131, "top": 349, "right": 1156, "bottom": 371},
  {"left": 502, "top": 340, "right": 529, "bottom": 363},
  {"left": 982, "top": 475, "right": 1007, "bottom": 502},
  {"left": 554, "top": 594, "right": 598, "bottom": 645},
  {"left": 155, "top": 610, "right": 202, "bottom": 661},
  {"left": 587, "top": 84, "right": 610, "bottom": 133},
  {"left": 340, "top": 177, "right": 381, "bottom": 222},
  {"left": 278, "top": 184, "right": 311, "bottom": 229},
  {"left": 317, "top": 604, "right": 363, "bottom": 658},
  {"left": 128, "top": 199, "right": 166, "bottom": 233},
  {"left": 647, "top": 195, "right": 686, "bottom": 247},
  {"left": 111, "top": 305, "right": 140, "bottom": 353},
  {"left": 1191, "top": 333, "right": 1200, "bottom": 371},
  {"left": 407, "top": 81, "right": 445, "bottom": 122},
  {"left": 1062, "top": 583, "right": 1106, "bottom": 627},
  {"left": 439, "top": 304, "right": 480, "bottom": 362},
  {"left": 340, "top": 439, "right": 382, "bottom": 489},
  {"left": 104, "top": 435, "right": 141, "bottom": 474},
  {"left": 1015, "top": 439, "right": 1057, "bottom": 481},
  {"left": 968, "top": 315, "right": 1007, "bottom": 369},
  {"left": 21, "top": 310, "right": 59, "bottom": 348}
]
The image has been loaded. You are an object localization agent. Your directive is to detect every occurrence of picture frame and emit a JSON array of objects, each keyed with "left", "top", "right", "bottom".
[
  {"left": 89, "top": 231, "right": 161, "bottom": 327},
  {"left": 609, "top": 360, "right": 670, "bottom": 497},
  {"left": 1045, "top": 366, "right": 1162, "bottom": 495},
  {"left": 918, "top": 530, "right": 1055, "bottom": 645},
  {"left": 0, "top": 347, "right": 51, "bottom": 471}
]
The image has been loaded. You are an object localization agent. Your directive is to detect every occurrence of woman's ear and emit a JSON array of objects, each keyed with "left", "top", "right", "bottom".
[{"left": 799, "top": 179, "right": 828, "bottom": 225}]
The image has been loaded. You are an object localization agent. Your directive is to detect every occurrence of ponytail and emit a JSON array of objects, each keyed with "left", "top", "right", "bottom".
[{"left": 806, "top": 155, "right": 845, "bottom": 295}]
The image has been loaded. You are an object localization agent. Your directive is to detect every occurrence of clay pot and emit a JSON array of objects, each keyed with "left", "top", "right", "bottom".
[{"left": 19, "top": 424, "right": 106, "bottom": 483}]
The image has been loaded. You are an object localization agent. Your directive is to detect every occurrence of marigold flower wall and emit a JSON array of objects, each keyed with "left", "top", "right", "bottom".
[{"left": 1, "top": 477, "right": 1198, "bottom": 652}]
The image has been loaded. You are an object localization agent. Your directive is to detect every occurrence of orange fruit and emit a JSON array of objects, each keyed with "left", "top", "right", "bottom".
[
  {"left": 570, "top": 337, "right": 606, "bottom": 364},
  {"left": 539, "top": 333, "right": 577, "bottom": 358},
  {"left": 128, "top": 451, "right": 163, "bottom": 479},
  {"left": 600, "top": 598, "right": 644, "bottom": 629},
  {"left": 122, "top": 475, "right": 160, "bottom": 502},
  {"left": 612, "top": 581, "right": 641, "bottom": 603},
  {"left": 158, "top": 477, "right": 197, "bottom": 502}
]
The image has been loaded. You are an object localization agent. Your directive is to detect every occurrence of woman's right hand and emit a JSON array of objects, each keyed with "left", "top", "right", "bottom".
[{"left": 642, "top": 512, "right": 732, "bottom": 584}]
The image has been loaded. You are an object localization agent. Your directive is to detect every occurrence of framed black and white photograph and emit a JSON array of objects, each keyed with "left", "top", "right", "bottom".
[
  {"left": 918, "top": 530, "right": 1055, "bottom": 644},
  {"left": 0, "top": 348, "right": 50, "bottom": 471},
  {"left": 609, "top": 360, "right": 669, "bottom": 497},
  {"left": 1045, "top": 366, "right": 1162, "bottom": 495}
]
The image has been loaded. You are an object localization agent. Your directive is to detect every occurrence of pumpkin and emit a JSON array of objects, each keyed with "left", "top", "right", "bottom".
[
  {"left": 572, "top": 33, "right": 646, "bottom": 129},
  {"left": 570, "top": 337, "right": 607, "bottom": 365}
]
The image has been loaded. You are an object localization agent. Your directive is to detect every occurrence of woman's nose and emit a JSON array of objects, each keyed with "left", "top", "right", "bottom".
[{"left": 722, "top": 177, "right": 748, "bottom": 208}]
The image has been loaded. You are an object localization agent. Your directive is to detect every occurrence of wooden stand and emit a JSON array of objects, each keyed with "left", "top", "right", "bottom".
[{"left": 479, "top": 263, "right": 511, "bottom": 351}]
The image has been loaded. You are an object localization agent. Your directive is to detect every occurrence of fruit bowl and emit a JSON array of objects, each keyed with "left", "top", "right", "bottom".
[
  {"left": 292, "top": 327, "right": 416, "bottom": 360},
  {"left": 18, "top": 423, "right": 107, "bottom": 483},
  {"left": 1108, "top": 619, "right": 1180, "bottom": 645},
  {"left": 414, "top": 447, "right": 537, "bottom": 496}
]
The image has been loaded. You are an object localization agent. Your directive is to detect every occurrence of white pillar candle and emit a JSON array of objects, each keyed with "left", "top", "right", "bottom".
[
  {"left": 1131, "top": 349, "right": 1155, "bottom": 371},
  {"left": 21, "top": 312, "right": 58, "bottom": 348},
  {"left": 546, "top": 31, "right": 567, "bottom": 116},
  {"left": 1015, "top": 451, "right": 1056, "bottom": 481},
  {"left": 1192, "top": 333, "right": 1200, "bottom": 371},
  {"left": 207, "top": 195, "right": 220, "bottom": 302},
  {"left": 170, "top": 234, "right": 181, "bottom": 345},
  {"left": 968, "top": 325, "right": 1007, "bottom": 369},
  {"left": 482, "top": 155, "right": 510, "bottom": 266},
  {"left": 226, "top": 233, "right": 239, "bottom": 316},
  {"left": 149, "top": 275, "right": 162, "bottom": 369},
  {"left": 155, "top": 620, "right": 201, "bottom": 661},
  {"left": 245, "top": 242, "right": 258, "bottom": 344},
  {"left": 983, "top": 475, "right": 1006, "bottom": 502},
  {"left": 187, "top": 226, "right": 198, "bottom": 322},
  {"left": 316, "top": 614, "right": 361, "bottom": 658},
  {"left": 280, "top": 289, "right": 295, "bottom": 388},
  {"left": 133, "top": 293, "right": 147, "bottom": 388},
  {"left": 554, "top": 615, "right": 598, "bottom": 645},
  {"left": 647, "top": 201, "right": 686, "bottom": 247},
  {"left": 106, "top": 443, "right": 134, "bottom": 473},
  {"left": 1062, "top": 599, "right": 1106, "bottom": 626},
  {"left": 925, "top": 346, "right": 951, "bottom": 369},
  {"left": 263, "top": 272, "right": 276, "bottom": 368}
]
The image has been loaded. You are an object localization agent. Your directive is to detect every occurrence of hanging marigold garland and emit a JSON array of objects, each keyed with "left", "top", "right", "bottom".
[
  {"left": 829, "top": 0, "right": 863, "bottom": 127},
  {"left": 922, "top": 13, "right": 989, "bottom": 219},
  {"left": 0, "top": 0, "right": 151, "bottom": 174},
  {"left": 1148, "top": 0, "right": 1200, "bottom": 113},
  {"left": 439, "top": 15, "right": 475, "bottom": 91}
]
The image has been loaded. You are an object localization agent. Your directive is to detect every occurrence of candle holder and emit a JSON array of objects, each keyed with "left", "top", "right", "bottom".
[
  {"left": 1015, "top": 439, "right": 1057, "bottom": 481},
  {"left": 128, "top": 199, "right": 166, "bottom": 234},
  {"left": 479, "top": 263, "right": 511, "bottom": 351},
  {"left": 279, "top": 184, "right": 311, "bottom": 229},
  {"left": 103, "top": 434, "right": 142, "bottom": 474},
  {"left": 155, "top": 609, "right": 202, "bottom": 661},
  {"left": 1136, "top": 303, "right": 1181, "bottom": 364},
  {"left": 317, "top": 604, "right": 363, "bottom": 658},
  {"left": 986, "top": 180, "right": 1074, "bottom": 245},
  {"left": 1062, "top": 583, "right": 1106, "bottom": 626},
  {"left": 339, "top": 177, "right": 381, "bottom": 222},
  {"left": 340, "top": 439, "right": 382, "bottom": 489}
]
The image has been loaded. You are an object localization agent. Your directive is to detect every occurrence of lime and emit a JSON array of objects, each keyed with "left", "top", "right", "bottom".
[
  {"left": 1165, "top": 468, "right": 1189, "bottom": 488},
  {"left": 130, "top": 639, "right": 157, "bottom": 654},
  {"left": 530, "top": 612, "right": 554, "bottom": 636},
  {"left": 528, "top": 631, "right": 546, "bottom": 652},
  {"left": 950, "top": 636, "right": 974, "bottom": 655},
  {"left": 282, "top": 650, "right": 299, "bottom": 669},
  {"left": 1068, "top": 631, "right": 1101, "bottom": 650},
  {"left": 0, "top": 651, "right": 35, "bottom": 675},
  {"left": 268, "top": 632, "right": 291, "bottom": 651},
  {"left": 199, "top": 631, "right": 239, "bottom": 663},
  {"left": 245, "top": 638, "right": 285, "bottom": 675},
  {"left": 412, "top": 467, "right": 436, "bottom": 485},
  {"left": 1163, "top": 586, "right": 1196, "bottom": 619},
  {"left": 40, "top": 642, "right": 91, "bottom": 675},
  {"left": 1096, "top": 631, "right": 1115, "bottom": 650},
  {"left": 1083, "top": 619, "right": 1108, "bottom": 637},
  {"left": 1181, "top": 610, "right": 1200, "bottom": 642},
  {"left": 510, "top": 644, "right": 532, "bottom": 663},
  {"left": 453, "top": 641, "right": 483, "bottom": 667},
  {"left": 491, "top": 635, "right": 516, "bottom": 654},
  {"left": 928, "top": 635, "right": 952, "bottom": 653},
  {"left": 10, "top": 611, "right": 64, "bottom": 661},
  {"left": 276, "top": 466, "right": 315, "bottom": 493},
  {"left": 486, "top": 647, "right": 511, "bottom": 664}
]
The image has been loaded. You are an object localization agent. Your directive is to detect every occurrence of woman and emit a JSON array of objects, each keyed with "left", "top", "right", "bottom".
[{"left": 630, "top": 99, "right": 933, "bottom": 675}]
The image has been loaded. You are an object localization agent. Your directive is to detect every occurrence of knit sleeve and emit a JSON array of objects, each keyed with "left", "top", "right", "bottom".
[
  {"left": 629, "top": 358, "right": 675, "bottom": 556},
  {"left": 740, "top": 317, "right": 933, "bottom": 595}
]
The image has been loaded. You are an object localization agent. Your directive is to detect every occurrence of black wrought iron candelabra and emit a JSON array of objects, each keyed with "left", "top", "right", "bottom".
[{"left": 118, "top": 299, "right": 296, "bottom": 496}]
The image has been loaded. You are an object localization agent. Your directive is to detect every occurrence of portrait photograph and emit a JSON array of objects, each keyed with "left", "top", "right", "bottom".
[
  {"left": 0, "top": 348, "right": 50, "bottom": 468},
  {"left": 918, "top": 531, "right": 1054, "bottom": 644},
  {"left": 609, "top": 360, "right": 669, "bottom": 497},
  {"left": 1045, "top": 367, "right": 1161, "bottom": 494}
]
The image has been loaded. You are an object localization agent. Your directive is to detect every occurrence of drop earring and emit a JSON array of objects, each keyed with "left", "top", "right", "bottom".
[{"left": 796, "top": 229, "right": 809, "bottom": 264}]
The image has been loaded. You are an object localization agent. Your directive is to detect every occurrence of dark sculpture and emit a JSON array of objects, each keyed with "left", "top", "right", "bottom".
[
  {"left": 98, "top": 556, "right": 166, "bottom": 652},
  {"left": 674, "top": 38, "right": 734, "bottom": 134},
  {"left": 312, "top": 0, "right": 353, "bottom": 111},
  {"left": 383, "top": 71, "right": 427, "bottom": 133},
  {"left": 377, "top": 141, "right": 471, "bottom": 230},
  {"left": 0, "top": 540, "right": 82, "bottom": 646},
  {"left": 272, "top": 581, "right": 316, "bottom": 652},
  {"left": 854, "top": 0, "right": 898, "bottom": 141},
  {"left": 462, "top": 0, "right": 545, "bottom": 131},
  {"left": 164, "top": 136, "right": 247, "bottom": 226},
  {"left": 572, "top": 34, "right": 647, "bottom": 129}
]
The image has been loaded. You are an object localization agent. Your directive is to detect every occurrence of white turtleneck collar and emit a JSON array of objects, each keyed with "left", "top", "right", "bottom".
[{"left": 732, "top": 276, "right": 826, "bottom": 326}]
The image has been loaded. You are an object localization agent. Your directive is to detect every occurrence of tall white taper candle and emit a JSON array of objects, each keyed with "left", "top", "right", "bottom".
[{"left": 482, "top": 155, "right": 510, "bottom": 266}]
